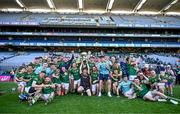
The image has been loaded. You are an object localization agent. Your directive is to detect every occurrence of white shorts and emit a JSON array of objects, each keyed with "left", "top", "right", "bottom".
[
  {"left": 62, "top": 83, "right": 69, "bottom": 90},
  {"left": 143, "top": 90, "right": 158, "bottom": 100},
  {"left": 74, "top": 79, "right": 80, "bottom": 85},
  {"left": 43, "top": 94, "right": 50, "bottom": 100},
  {"left": 18, "top": 81, "right": 26, "bottom": 87},
  {"left": 124, "top": 89, "right": 134, "bottom": 96},
  {"left": 157, "top": 83, "right": 165, "bottom": 89},
  {"left": 92, "top": 84, "right": 97, "bottom": 92},
  {"left": 129, "top": 75, "right": 137, "bottom": 81},
  {"left": 25, "top": 87, "right": 31, "bottom": 93},
  {"left": 143, "top": 91, "right": 153, "bottom": 100}
]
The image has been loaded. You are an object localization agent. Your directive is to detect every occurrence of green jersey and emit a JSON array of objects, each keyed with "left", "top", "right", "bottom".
[
  {"left": 58, "top": 61, "right": 65, "bottom": 69},
  {"left": 16, "top": 72, "right": 25, "bottom": 79},
  {"left": 61, "top": 72, "right": 69, "bottom": 83},
  {"left": 52, "top": 74, "right": 61, "bottom": 84},
  {"left": 24, "top": 72, "right": 36, "bottom": 80},
  {"left": 149, "top": 76, "right": 159, "bottom": 84},
  {"left": 31, "top": 63, "right": 41, "bottom": 69},
  {"left": 70, "top": 68, "right": 80, "bottom": 80},
  {"left": 91, "top": 72, "right": 98, "bottom": 84},
  {"left": 111, "top": 65, "right": 121, "bottom": 74},
  {"left": 42, "top": 82, "right": 54, "bottom": 94},
  {"left": 164, "top": 73, "right": 174, "bottom": 83},
  {"left": 88, "top": 61, "right": 95, "bottom": 70},
  {"left": 134, "top": 84, "right": 149, "bottom": 98},
  {"left": 112, "top": 74, "right": 119, "bottom": 83},
  {"left": 128, "top": 64, "right": 137, "bottom": 75},
  {"left": 26, "top": 75, "right": 44, "bottom": 87}
]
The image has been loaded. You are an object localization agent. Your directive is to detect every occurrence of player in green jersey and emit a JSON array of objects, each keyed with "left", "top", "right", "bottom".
[
  {"left": 15, "top": 67, "right": 27, "bottom": 94},
  {"left": 91, "top": 67, "right": 99, "bottom": 95},
  {"left": 61, "top": 67, "right": 70, "bottom": 95},
  {"left": 25, "top": 71, "right": 47, "bottom": 106},
  {"left": 51, "top": 69, "right": 62, "bottom": 96},
  {"left": 42, "top": 77, "right": 55, "bottom": 105},
  {"left": 133, "top": 78, "right": 178, "bottom": 105},
  {"left": 69, "top": 63, "right": 81, "bottom": 93}
]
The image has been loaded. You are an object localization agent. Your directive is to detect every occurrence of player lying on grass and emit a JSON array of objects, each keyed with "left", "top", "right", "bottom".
[{"left": 132, "top": 78, "right": 178, "bottom": 105}]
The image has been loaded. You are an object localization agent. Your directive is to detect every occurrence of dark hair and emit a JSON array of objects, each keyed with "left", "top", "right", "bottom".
[{"left": 40, "top": 71, "right": 46, "bottom": 74}]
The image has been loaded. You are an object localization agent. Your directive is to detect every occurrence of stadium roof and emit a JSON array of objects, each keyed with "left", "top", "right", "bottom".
[{"left": 0, "top": 0, "right": 180, "bottom": 15}]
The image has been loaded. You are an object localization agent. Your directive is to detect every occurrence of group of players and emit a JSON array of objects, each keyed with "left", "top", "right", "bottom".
[{"left": 14, "top": 51, "right": 179, "bottom": 105}]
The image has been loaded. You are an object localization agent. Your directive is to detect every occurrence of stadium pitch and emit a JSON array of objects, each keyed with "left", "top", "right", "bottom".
[
  {"left": 0, "top": 82, "right": 180, "bottom": 114},
  {"left": 0, "top": 83, "right": 180, "bottom": 114}
]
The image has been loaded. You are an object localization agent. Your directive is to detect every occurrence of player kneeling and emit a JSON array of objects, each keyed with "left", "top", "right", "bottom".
[
  {"left": 42, "top": 77, "right": 55, "bottom": 105},
  {"left": 133, "top": 78, "right": 178, "bottom": 105},
  {"left": 78, "top": 68, "right": 92, "bottom": 96}
]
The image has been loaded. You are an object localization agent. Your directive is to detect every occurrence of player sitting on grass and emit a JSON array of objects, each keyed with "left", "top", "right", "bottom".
[
  {"left": 42, "top": 77, "right": 55, "bottom": 105},
  {"left": 78, "top": 68, "right": 92, "bottom": 96},
  {"left": 25, "top": 71, "right": 46, "bottom": 106},
  {"left": 91, "top": 66, "right": 99, "bottom": 95},
  {"left": 117, "top": 76, "right": 135, "bottom": 99},
  {"left": 132, "top": 78, "right": 178, "bottom": 105},
  {"left": 51, "top": 69, "right": 62, "bottom": 96},
  {"left": 61, "top": 67, "right": 70, "bottom": 95}
]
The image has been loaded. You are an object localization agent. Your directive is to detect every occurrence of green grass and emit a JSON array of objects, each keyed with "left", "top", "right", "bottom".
[{"left": 0, "top": 82, "right": 180, "bottom": 114}]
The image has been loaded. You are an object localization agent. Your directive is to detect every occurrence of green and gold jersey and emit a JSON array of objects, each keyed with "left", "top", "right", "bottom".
[
  {"left": 23, "top": 72, "right": 36, "bottom": 80},
  {"left": 52, "top": 74, "right": 61, "bottom": 84},
  {"left": 26, "top": 75, "right": 44, "bottom": 87},
  {"left": 42, "top": 82, "right": 54, "bottom": 94},
  {"left": 34, "top": 76, "right": 44, "bottom": 85},
  {"left": 164, "top": 73, "right": 174, "bottom": 83},
  {"left": 134, "top": 83, "right": 149, "bottom": 98},
  {"left": 61, "top": 72, "right": 69, "bottom": 83},
  {"left": 91, "top": 72, "right": 98, "bottom": 84},
  {"left": 16, "top": 72, "right": 25, "bottom": 79},
  {"left": 111, "top": 64, "right": 121, "bottom": 73},
  {"left": 70, "top": 68, "right": 80, "bottom": 80},
  {"left": 149, "top": 76, "right": 159, "bottom": 84},
  {"left": 112, "top": 74, "right": 119, "bottom": 83},
  {"left": 88, "top": 61, "right": 95, "bottom": 70}
]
